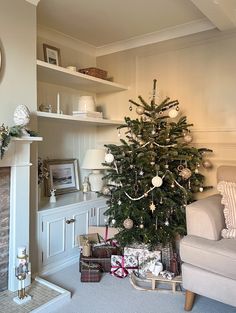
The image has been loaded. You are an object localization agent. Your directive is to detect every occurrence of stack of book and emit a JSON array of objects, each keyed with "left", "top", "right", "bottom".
[{"left": 72, "top": 111, "right": 103, "bottom": 119}]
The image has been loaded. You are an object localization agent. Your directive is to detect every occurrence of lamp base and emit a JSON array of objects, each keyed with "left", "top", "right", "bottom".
[{"left": 89, "top": 170, "right": 104, "bottom": 192}]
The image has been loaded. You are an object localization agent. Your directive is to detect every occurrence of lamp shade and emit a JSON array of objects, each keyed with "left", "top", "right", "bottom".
[{"left": 82, "top": 149, "right": 106, "bottom": 170}]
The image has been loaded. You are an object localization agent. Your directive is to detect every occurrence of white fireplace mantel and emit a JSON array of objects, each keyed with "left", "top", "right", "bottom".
[{"left": 0, "top": 136, "right": 42, "bottom": 291}]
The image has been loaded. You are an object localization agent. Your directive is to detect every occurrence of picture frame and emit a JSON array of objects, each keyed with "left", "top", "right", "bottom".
[
  {"left": 44, "top": 159, "right": 80, "bottom": 196},
  {"left": 43, "top": 43, "right": 61, "bottom": 66}
]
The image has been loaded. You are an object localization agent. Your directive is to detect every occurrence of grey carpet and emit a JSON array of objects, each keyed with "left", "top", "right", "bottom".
[{"left": 45, "top": 263, "right": 236, "bottom": 313}]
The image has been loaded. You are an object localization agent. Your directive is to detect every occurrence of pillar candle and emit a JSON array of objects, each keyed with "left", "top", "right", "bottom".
[{"left": 57, "top": 93, "right": 60, "bottom": 114}]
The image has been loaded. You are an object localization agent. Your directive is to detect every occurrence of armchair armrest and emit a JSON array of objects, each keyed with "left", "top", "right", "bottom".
[{"left": 186, "top": 194, "right": 225, "bottom": 240}]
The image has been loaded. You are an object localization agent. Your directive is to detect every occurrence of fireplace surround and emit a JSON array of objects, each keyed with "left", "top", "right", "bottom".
[{"left": 0, "top": 137, "right": 41, "bottom": 291}]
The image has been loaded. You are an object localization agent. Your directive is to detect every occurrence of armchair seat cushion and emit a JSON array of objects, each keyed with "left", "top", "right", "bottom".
[{"left": 180, "top": 235, "right": 236, "bottom": 280}]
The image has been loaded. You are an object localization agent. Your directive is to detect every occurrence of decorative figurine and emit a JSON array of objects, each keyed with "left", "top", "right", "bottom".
[
  {"left": 14, "top": 246, "right": 31, "bottom": 304},
  {"left": 13, "top": 104, "right": 30, "bottom": 136},
  {"left": 50, "top": 189, "right": 56, "bottom": 203},
  {"left": 82, "top": 176, "right": 90, "bottom": 193}
]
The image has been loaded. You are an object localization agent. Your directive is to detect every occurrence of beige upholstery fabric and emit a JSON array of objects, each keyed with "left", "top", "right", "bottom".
[
  {"left": 186, "top": 194, "right": 225, "bottom": 240},
  {"left": 180, "top": 165, "right": 236, "bottom": 309},
  {"left": 217, "top": 181, "right": 236, "bottom": 239},
  {"left": 182, "top": 263, "right": 236, "bottom": 307},
  {"left": 180, "top": 235, "right": 236, "bottom": 280}
]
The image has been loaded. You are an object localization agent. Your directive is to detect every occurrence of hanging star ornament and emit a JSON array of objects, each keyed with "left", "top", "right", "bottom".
[{"left": 149, "top": 201, "right": 156, "bottom": 212}]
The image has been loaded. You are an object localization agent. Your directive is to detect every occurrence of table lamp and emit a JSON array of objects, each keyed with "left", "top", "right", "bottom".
[{"left": 82, "top": 149, "right": 106, "bottom": 192}]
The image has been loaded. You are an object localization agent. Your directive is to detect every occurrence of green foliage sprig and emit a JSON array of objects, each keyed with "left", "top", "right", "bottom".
[{"left": 0, "top": 123, "right": 37, "bottom": 159}]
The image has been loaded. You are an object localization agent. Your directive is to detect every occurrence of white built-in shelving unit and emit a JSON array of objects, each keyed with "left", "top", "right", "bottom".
[
  {"left": 37, "top": 60, "right": 128, "bottom": 93},
  {"left": 36, "top": 111, "right": 123, "bottom": 126}
]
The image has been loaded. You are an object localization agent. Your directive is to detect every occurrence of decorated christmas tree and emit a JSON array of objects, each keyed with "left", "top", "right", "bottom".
[{"left": 102, "top": 80, "right": 212, "bottom": 248}]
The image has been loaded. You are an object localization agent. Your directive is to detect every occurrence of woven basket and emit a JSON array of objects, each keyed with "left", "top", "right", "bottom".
[{"left": 78, "top": 67, "right": 107, "bottom": 79}]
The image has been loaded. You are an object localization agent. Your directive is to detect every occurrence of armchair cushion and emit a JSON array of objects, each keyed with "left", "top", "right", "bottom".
[
  {"left": 180, "top": 235, "right": 236, "bottom": 280},
  {"left": 186, "top": 194, "right": 225, "bottom": 240},
  {"left": 217, "top": 181, "right": 236, "bottom": 239}
]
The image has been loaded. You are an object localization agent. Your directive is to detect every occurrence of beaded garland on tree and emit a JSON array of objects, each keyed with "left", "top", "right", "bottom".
[{"left": 101, "top": 79, "right": 213, "bottom": 248}]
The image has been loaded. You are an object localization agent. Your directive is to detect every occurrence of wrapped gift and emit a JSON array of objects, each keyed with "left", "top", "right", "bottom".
[
  {"left": 80, "top": 261, "right": 102, "bottom": 282},
  {"left": 124, "top": 244, "right": 161, "bottom": 277},
  {"left": 88, "top": 226, "right": 119, "bottom": 243},
  {"left": 78, "top": 233, "right": 100, "bottom": 246},
  {"left": 79, "top": 253, "right": 111, "bottom": 272},
  {"left": 92, "top": 244, "right": 120, "bottom": 258},
  {"left": 111, "top": 255, "right": 138, "bottom": 278}
]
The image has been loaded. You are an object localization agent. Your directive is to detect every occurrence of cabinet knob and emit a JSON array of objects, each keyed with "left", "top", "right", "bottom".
[{"left": 66, "top": 218, "right": 75, "bottom": 224}]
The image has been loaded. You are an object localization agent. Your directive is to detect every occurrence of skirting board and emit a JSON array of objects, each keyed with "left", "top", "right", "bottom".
[
  {"left": 31, "top": 277, "right": 71, "bottom": 313},
  {"left": 39, "top": 255, "right": 79, "bottom": 276}
]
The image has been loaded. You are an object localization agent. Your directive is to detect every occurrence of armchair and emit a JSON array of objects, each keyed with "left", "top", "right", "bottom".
[{"left": 180, "top": 166, "right": 236, "bottom": 311}]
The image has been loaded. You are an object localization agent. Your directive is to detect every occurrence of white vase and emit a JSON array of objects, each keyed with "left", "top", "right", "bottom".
[{"left": 78, "top": 96, "right": 95, "bottom": 112}]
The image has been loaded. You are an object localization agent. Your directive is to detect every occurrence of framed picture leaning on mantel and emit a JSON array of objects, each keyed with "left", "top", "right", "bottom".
[
  {"left": 44, "top": 159, "right": 80, "bottom": 196},
  {"left": 43, "top": 43, "right": 61, "bottom": 66}
]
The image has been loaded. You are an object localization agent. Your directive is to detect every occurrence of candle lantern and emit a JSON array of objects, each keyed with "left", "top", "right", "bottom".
[{"left": 13, "top": 246, "right": 32, "bottom": 304}]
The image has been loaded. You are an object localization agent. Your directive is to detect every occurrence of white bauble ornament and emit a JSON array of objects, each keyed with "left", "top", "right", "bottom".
[
  {"left": 202, "top": 159, "right": 213, "bottom": 169},
  {"left": 199, "top": 187, "right": 204, "bottom": 192},
  {"left": 136, "top": 106, "right": 145, "bottom": 115},
  {"left": 184, "top": 134, "right": 193, "bottom": 143},
  {"left": 111, "top": 219, "right": 116, "bottom": 225},
  {"left": 13, "top": 104, "right": 30, "bottom": 126},
  {"left": 139, "top": 223, "right": 144, "bottom": 229},
  {"left": 151, "top": 175, "right": 163, "bottom": 187},
  {"left": 105, "top": 153, "right": 114, "bottom": 163},
  {"left": 123, "top": 218, "right": 133, "bottom": 229},
  {"left": 168, "top": 109, "right": 178, "bottom": 118}
]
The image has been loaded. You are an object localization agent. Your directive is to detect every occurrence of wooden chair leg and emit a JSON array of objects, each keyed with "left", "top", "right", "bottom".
[{"left": 185, "top": 290, "right": 196, "bottom": 311}]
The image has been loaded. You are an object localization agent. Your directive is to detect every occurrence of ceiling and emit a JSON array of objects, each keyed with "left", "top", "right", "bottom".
[{"left": 37, "top": 0, "right": 236, "bottom": 53}]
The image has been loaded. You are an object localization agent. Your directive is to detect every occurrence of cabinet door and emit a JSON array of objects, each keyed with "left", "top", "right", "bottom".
[
  {"left": 89, "top": 207, "right": 97, "bottom": 226},
  {"left": 41, "top": 212, "right": 68, "bottom": 266},
  {"left": 68, "top": 208, "right": 89, "bottom": 256},
  {"left": 96, "top": 206, "right": 108, "bottom": 226}
]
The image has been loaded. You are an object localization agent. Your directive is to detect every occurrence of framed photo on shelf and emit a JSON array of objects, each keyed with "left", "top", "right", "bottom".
[
  {"left": 43, "top": 43, "right": 61, "bottom": 66},
  {"left": 44, "top": 159, "right": 80, "bottom": 196}
]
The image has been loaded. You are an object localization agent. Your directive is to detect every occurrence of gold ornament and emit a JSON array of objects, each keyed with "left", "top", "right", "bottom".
[
  {"left": 179, "top": 167, "right": 192, "bottom": 180},
  {"left": 136, "top": 107, "right": 145, "bottom": 115},
  {"left": 184, "top": 134, "right": 193, "bottom": 143},
  {"left": 123, "top": 218, "right": 134, "bottom": 229},
  {"left": 202, "top": 159, "right": 213, "bottom": 169},
  {"left": 150, "top": 201, "right": 156, "bottom": 212}
]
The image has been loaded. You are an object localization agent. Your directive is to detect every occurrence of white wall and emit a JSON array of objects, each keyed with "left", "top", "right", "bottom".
[
  {"left": 0, "top": 0, "right": 37, "bottom": 126},
  {"left": 97, "top": 29, "right": 236, "bottom": 194},
  {"left": 0, "top": 0, "right": 38, "bottom": 278}
]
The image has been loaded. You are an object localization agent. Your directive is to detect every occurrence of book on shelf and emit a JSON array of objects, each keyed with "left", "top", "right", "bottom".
[{"left": 72, "top": 111, "right": 103, "bottom": 118}]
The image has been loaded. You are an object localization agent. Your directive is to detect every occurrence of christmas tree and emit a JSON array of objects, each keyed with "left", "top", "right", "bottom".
[{"left": 102, "top": 79, "right": 212, "bottom": 248}]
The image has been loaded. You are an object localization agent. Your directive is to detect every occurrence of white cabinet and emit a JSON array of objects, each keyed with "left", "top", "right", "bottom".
[
  {"left": 37, "top": 193, "right": 107, "bottom": 275},
  {"left": 89, "top": 204, "right": 108, "bottom": 226}
]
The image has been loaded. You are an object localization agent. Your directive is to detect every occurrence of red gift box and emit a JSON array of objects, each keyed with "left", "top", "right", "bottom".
[{"left": 80, "top": 262, "right": 102, "bottom": 282}]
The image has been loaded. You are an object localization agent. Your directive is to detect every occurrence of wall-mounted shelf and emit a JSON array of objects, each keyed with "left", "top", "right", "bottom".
[
  {"left": 37, "top": 60, "right": 128, "bottom": 93},
  {"left": 36, "top": 111, "right": 123, "bottom": 126}
]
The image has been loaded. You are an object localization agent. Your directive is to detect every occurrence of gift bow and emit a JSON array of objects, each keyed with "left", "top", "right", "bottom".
[{"left": 111, "top": 256, "right": 138, "bottom": 278}]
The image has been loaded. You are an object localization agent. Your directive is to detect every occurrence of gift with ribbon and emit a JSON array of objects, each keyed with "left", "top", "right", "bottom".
[
  {"left": 124, "top": 244, "right": 161, "bottom": 278},
  {"left": 110, "top": 255, "right": 138, "bottom": 278}
]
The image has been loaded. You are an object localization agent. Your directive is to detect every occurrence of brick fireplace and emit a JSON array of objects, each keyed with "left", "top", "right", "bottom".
[
  {"left": 0, "top": 167, "right": 10, "bottom": 291},
  {"left": 0, "top": 137, "right": 41, "bottom": 292}
]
